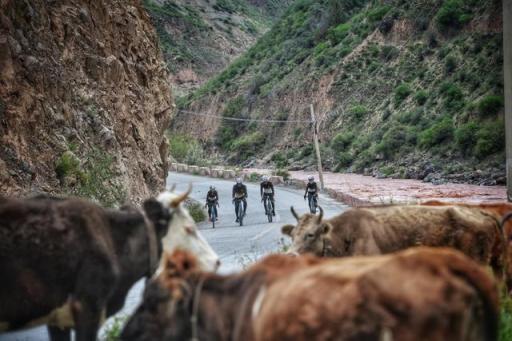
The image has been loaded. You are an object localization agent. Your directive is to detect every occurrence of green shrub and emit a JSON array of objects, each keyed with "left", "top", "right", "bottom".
[
  {"left": 419, "top": 117, "right": 454, "bottom": 148},
  {"left": 444, "top": 55, "right": 458, "bottom": 74},
  {"left": 336, "top": 151, "right": 353, "bottom": 169},
  {"left": 55, "top": 151, "right": 82, "bottom": 180},
  {"left": 477, "top": 95, "right": 504, "bottom": 117},
  {"left": 327, "top": 22, "right": 352, "bottom": 44},
  {"left": 271, "top": 151, "right": 289, "bottom": 168},
  {"left": 187, "top": 202, "right": 206, "bottom": 223},
  {"left": 349, "top": 105, "right": 368, "bottom": 120},
  {"left": 230, "top": 131, "right": 266, "bottom": 160},
  {"left": 274, "top": 169, "right": 290, "bottom": 181},
  {"left": 367, "top": 5, "right": 391, "bottom": 22},
  {"left": 248, "top": 172, "right": 262, "bottom": 182},
  {"left": 500, "top": 294, "right": 512, "bottom": 341},
  {"left": 394, "top": 83, "right": 412, "bottom": 106},
  {"left": 331, "top": 132, "right": 355, "bottom": 153},
  {"left": 102, "top": 316, "right": 128, "bottom": 341},
  {"left": 436, "top": 0, "right": 472, "bottom": 30},
  {"left": 375, "top": 125, "right": 408, "bottom": 159},
  {"left": 455, "top": 121, "right": 478, "bottom": 154},
  {"left": 414, "top": 90, "right": 428, "bottom": 105},
  {"left": 474, "top": 120, "right": 505, "bottom": 159}
]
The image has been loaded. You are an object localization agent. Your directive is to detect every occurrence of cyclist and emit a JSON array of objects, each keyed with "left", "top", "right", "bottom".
[
  {"left": 260, "top": 175, "right": 275, "bottom": 216},
  {"left": 232, "top": 178, "right": 248, "bottom": 222},
  {"left": 205, "top": 186, "right": 219, "bottom": 222},
  {"left": 304, "top": 175, "right": 319, "bottom": 212}
]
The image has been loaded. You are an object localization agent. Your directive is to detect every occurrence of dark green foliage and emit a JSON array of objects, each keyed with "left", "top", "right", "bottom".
[
  {"left": 419, "top": 117, "right": 454, "bottom": 148},
  {"left": 436, "top": 0, "right": 473, "bottom": 30},
  {"left": 55, "top": 151, "right": 82, "bottom": 180},
  {"left": 444, "top": 55, "right": 458, "bottom": 74},
  {"left": 454, "top": 121, "right": 478, "bottom": 154},
  {"left": 474, "top": 120, "right": 505, "bottom": 159},
  {"left": 349, "top": 105, "right": 368, "bottom": 120},
  {"left": 394, "top": 83, "right": 412, "bottom": 106},
  {"left": 271, "top": 151, "right": 289, "bottom": 168},
  {"left": 375, "top": 125, "right": 408, "bottom": 159},
  {"left": 230, "top": 131, "right": 266, "bottom": 160},
  {"left": 216, "top": 97, "right": 247, "bottom": 149},
  {"left": 477, "top": 95, "right": 504, "bottom": 117},
  {"left": 367, "top": 4, "right": 391, "bottom": 22},
  {"left": 331, "top": 132, "right": 355, "bottom": 153},
  {"left": 414, "top": 90, "right": 428, "bottom": 105},
  {"left": 336, "top": 151, "right": 354, "bottom": 169}
]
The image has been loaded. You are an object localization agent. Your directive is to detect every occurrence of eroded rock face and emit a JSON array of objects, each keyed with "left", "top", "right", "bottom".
[{"left": 0, "top": 0, "right": 173, "bottom": 204}]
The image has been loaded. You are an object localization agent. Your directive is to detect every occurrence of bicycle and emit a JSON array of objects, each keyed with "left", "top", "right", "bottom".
[
  {"left": 262, "top": 195, "right": 274, "bottom": 223},
  {"left": 233, "top": 197, "right": 245, "bottom": 226},
  {"left": 206, "top": 201, "right": 218, "bottom": 229},
  {"left": 307, "top": 193, "right": 318, "bottom": 214}
]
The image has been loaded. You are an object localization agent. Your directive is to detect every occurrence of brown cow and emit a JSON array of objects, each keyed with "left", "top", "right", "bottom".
[
  {"left": 121, "top": 248, "right": 498, "bottom": 341},
  {"left": 281, "top": 205, "right": 505, "bottom": 279},
  {"left": 421, "top": 201, "right": 512, "bottom": 288},
  {"left": 0, "top": 194, "right": 171, "bottom": 341}
]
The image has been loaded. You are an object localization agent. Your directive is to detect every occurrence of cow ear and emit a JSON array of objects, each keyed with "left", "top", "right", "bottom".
[
  {"left": 282, "top": 224, "right": 295, "bottom": 236},
  {"left": 143, "top": 198, "right": 170, "bottom": 236},
  {"left": 320, "top": 223, "right": 331, "bottom": 235}
]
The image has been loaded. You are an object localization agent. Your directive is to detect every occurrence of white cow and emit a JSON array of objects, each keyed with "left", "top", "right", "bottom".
[{"left": 156, "top": 185, "right": 220, "bottom": 273}]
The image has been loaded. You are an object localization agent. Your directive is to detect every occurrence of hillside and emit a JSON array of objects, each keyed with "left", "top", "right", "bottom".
[
  {"left": 143, "top": 0, "right": 294, "bottom": 97},
  {"left": 0, "top": 0, "right": 173, "bottom": 205},
  {"left": 176, "top": 0, "right": 505, "bottom": 185}
]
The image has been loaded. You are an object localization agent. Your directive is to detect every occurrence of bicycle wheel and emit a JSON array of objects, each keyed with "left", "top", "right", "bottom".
[
  {"left": 238, "top": 203, "right": 244, "bottom": 226},
  {"left": 309, "top": 196, "right": 316, "bottom": 214},
  {"left": 266, "top": 199, "right": 273, "bottom": 223}
]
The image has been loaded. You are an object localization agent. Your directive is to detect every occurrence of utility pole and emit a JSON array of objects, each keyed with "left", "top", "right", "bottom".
[
  {"left": 310, "top": 104, "right": 325, "bottom": 190},
  {"left": 504, "top": 0, "right": 512, "bottom": 201}
]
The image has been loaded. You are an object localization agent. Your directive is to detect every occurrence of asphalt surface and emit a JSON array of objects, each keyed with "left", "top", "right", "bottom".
[{"left": 0, "top": 172, "right": 347, "bottom": 340}]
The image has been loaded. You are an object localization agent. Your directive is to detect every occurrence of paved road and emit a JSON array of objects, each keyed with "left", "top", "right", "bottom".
[{"left": 0, "top": 172, "right": 347, "bottom": 340}]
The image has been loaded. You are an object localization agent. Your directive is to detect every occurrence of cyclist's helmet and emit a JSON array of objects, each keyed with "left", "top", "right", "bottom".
[
  {"left": 236, "top": 177, "right": 242, "bottom": 184},
  {"left": 308, "top": 175, "right": 315, "bottom": 182},
  {"left": 262, "top": 175, "right": 269, "bottom": 182},
  {"left": 209, "top": 186, "right": 215, "bottom": 191}
]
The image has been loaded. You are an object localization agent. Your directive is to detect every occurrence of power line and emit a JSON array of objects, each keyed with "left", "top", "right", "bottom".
[{"left": 177, "top": 109, "right": 313, "bottom": 123}]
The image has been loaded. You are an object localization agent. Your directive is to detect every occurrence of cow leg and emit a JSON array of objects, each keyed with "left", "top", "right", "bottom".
[
  {"left": 47, "top": 326, "right": 71, "bottom": 341},
  {"left": 73, "top": 257, "right": 119, "bottom": 341}
]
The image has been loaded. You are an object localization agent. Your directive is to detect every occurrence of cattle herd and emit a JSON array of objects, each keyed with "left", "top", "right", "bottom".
[{"left": 1, "top": 188, "right": 512, "bottom": 341}]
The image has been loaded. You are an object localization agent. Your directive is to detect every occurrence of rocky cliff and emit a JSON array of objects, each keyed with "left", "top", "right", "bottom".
[
  {"left": 0, "top": 0, "right": 173, "bottom": 205},
  {"left": 177, "top": 0, "right": 505, "bottom": 185}
]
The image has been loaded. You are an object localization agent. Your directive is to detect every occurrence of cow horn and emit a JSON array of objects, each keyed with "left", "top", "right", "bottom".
[
  {"left": 170, "top": 184, "right": 192, "bottom": 208},
  {"left": 290, "top": 206, "right": 300, "bottom": 221},
  {"left": 317, "top": 206, "right": 324, "bottom": 222}
]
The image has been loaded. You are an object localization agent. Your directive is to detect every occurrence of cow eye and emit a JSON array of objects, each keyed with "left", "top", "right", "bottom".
[{"left": 305, "top": 233, "right": 315, "bottom": 240}]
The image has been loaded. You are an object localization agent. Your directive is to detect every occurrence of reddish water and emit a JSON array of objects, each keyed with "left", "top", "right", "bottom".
[{"left": 244, "top": 169, "right": 507, "bottom": 205}]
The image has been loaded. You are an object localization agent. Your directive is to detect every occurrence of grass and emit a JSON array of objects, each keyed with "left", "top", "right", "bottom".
[
  {"left": 501, "top": 294, "right": 512, "bottom": 341},
  {"left": 186, "top": 201, "right": 207, "bottom": 223},
  {"left": 102, "top": 315, "right": 128, "bottom": 341}
]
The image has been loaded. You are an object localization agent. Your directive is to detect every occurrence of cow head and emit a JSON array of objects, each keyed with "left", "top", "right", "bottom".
[
  {"left": 155, "top": 186, "right": 220, "bottom": 273},
  {"left": 121, "top": 250, "right": 202, "bottom": 341},
  {"left": 281, "top": 206, "right": 332, "bottom": 256}
]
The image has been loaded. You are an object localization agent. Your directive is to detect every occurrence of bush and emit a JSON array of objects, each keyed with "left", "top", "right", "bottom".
[
  {"left": 327, "top": 23, "right": 351, "bottom": 45},
  {"left": 414, "top": 90, "right": 428, "bottom": 105},
  {"left": 436, "top": 0, "right": 472, "bottom": 30},
  {"left": 271, "top": 151, "right": 289, "bottom": 168},
  {"left": 247, "top": 172, "right": 262, "bottom": 182},
  {"left": 445, "top": 55, "right": 458, "bottom": 74},
  {"left": 367, "top": 5, "right": 391, "bottom": 22},
  {"left": 331, "top": 132, "right": 355, "bottom": 153},
  {"left": 230, "top": 131, "right": 266, "bottom": 160},
  {"left": 187, "top": 202, "right": 206, "bottom": 223},
  {"left": 474, "top": 120, "right": 505, "bottom": 159},
  {"left": 394, "top": 83, "right": 412, "bottom": 106},
  {"left": 274, "top": 169, "right": 290, "bottom": 181},
  {"left": 336, "top": 151, "right": 353, "bottom": 169},
  {"left": 349, "top": 105, "right": 368, "bottom": 120},
  {"left": 55, "top": 151, "right": 82, "bottom": 180},
  {"left": 477, "top": 95, "right": 504, "bottom": 117},
  {"left": 455, "top": 121, "right": 478, "bottom": 154},
  {"left": 375, "top": 125, "right": 408, "bottom": 159},
  {"left": 419, "top": 117, "right": 454, "bottom": 148}
]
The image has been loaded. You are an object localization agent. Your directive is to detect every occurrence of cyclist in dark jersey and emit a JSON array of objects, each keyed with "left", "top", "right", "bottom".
[
  {"left": 260, "top": 175, "right": 275, "bottom": 216},
  {"left": 304, "top": 175, "right": 318, "bottom": 211},
  {"left": 232, "top": 178, "right": 248, "bottom": 222},
  {"left": 205, "top": 186, "right": 219, "bottom": 221}
]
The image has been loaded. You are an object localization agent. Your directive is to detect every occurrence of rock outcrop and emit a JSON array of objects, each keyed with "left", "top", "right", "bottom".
[{"left": 0, "top": 0, "right": 173, "bottom": 205}]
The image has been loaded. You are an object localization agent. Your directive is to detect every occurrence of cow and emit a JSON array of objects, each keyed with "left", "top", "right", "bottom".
[
  {"left": 281, "top": 205, "right": 505, "bottom": 280},
  {"left": 421, "top": 201, "right": 512, "bottom": 288},
  {"left": 121, "top": 247, "right": 498, "bottom": 341},
  {"left": 0, "top": 187, "right": 219, "bottom": 341}
]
